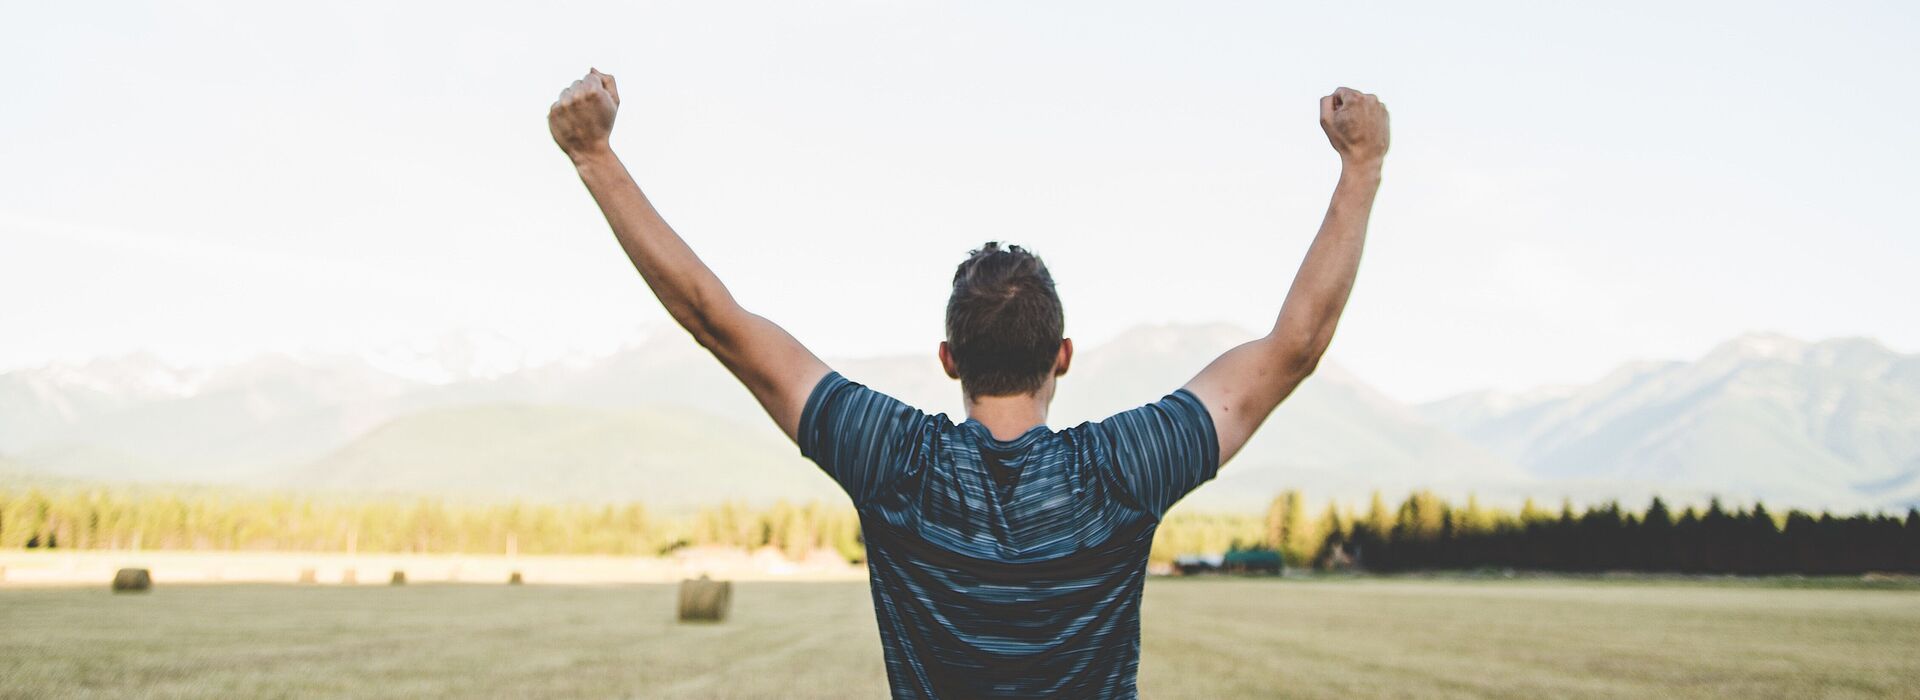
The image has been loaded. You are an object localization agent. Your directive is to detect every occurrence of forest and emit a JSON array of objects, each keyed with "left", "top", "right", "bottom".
[
  {"left": 3, "top": 486, "right": 1916, "bottom": 575},
  {"left": 1234, "top": 490, "right": 1920, "bottom": 575},
  {"left": 0, "top": 487, "right": 859, "bottom": 562}
]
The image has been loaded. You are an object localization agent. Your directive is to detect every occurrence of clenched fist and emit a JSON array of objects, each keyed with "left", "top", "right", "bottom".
[
  {"left": 1320, "top": 87, "right": 1389, "bottom": 170},
  {"left": 550, "top": 68, "right": 620, "bottom": 163}
]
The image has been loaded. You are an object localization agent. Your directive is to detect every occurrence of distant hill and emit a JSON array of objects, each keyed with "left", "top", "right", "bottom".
[
  {"left": 278, "top": 323, "right": 1521, "bottom": 510},
  {"left": 1422, "top": 334, "right": 1920, "bottom": 510},
  {"left": 0, "top": 324, "right": 1522, "bottom": 509},
  {"left": 0, "top": 352, "right": 208, "bottom": 454},
  {"left": 5, "top": 326, "right": 1913, "bottom": 512},
  {"left": 0, "top": 454, "right": 79, "bottom": 488},
  {"left": 1040, "top": 324, "right": 1524, "bottom": 510},
  {"left": 284, "top": 404, "right": 843, "bottom": 509},
  {"left": 3, "top": 352, "right": 420, "bottom": 482}
]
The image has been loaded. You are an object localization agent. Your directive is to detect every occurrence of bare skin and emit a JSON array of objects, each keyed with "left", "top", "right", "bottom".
[
  {"left": 549, "top": 69, "right": 827, "bottom": 441},
  {"left": 1183, "top": 87, "right": 1389, "bottom": 464},
  {"left": 938, "top": 340, "right": 1072, "bottom": 441},
  {"left": 550, "top": 70, "right": 1387, "bottom": 464}
]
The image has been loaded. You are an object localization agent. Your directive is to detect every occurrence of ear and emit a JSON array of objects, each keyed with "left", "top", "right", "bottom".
[
  {"left": 1054, "top": 338, "right": 1073, "bottom": 377},
  {"left": 938, "top": 341, "right": 961, "bottom": 380}
]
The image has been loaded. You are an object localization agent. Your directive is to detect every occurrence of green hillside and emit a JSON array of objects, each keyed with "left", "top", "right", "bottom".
[{"left": 283, "top": 404, "right": 847, "bottom": 509}]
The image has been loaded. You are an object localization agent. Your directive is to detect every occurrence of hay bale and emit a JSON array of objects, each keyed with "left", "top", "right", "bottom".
[
  {"left": 389, "top": 570, "right": 407, "bottom": 585},
  {"left": 677, "top": 575, "right": 731, "bottom": 622},
  {"left": 298, "top": 568, "right": 317, "bottom": 584},
  {"left": 508, "top": 571, "right": 523, "bottom": 585},
  {"left": 112, "top": 568, "right": 152, "bottom": 593},
  {"left": 341, "top": 568, "right": 357, "bottom": 585}
]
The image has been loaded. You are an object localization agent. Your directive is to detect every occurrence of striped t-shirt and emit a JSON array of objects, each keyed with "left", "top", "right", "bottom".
[{"left": 797, "top": 372, "right": 1220, "bottom": 699}]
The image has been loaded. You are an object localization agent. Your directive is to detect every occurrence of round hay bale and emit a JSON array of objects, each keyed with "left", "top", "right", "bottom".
[
  {"left": 508, "top": 571, "right": 523, "bottom": 585},
  {"left": 112, "top": 568, "right": 152, "bottom": 593},
  {"left": 677, "top": 575, "right": 731, "bottom": 622},
  {"left": 341, "top": 568, "right": 357, "bottom": 585},
  {"left": 297, "top": 568, "right": 318, "bottom": 584},
  {"left": 389, "top": 570, "right": 407, "bottom": 585}
]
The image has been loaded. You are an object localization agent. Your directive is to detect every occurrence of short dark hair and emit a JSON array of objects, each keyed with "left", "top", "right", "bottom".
[{"left": 945, "top": 242, "right": 1065, "bottom": 397}]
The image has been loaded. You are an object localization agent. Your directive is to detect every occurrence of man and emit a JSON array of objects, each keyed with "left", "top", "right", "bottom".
[{"left": 550, "top": 68, "right": 1388, "bottom": 698}]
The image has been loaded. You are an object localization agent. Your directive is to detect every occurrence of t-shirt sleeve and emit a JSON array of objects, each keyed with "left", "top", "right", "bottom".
[
  {"left": 796, "top": 372, "right": 932, "bottom": 507},
  {"left": 1090, "top": 388, "right": 1221, "bottom": 518}
]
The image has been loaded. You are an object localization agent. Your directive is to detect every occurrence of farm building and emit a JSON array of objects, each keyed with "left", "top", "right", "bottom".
[{"left": 1171, "top": 550, "right": 1285, "bottom": 576}]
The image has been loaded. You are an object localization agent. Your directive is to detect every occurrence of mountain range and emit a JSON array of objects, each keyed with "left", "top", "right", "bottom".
[
  {"left": 2, "top": 325, "right": 1915, "bottom": 512},
  {"left": 1420, "top": 333, "right": 1920, "bottom": 512}
]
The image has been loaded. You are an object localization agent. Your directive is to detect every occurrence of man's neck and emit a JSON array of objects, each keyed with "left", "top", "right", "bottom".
[{"left": 964, "top": 386, "right": 1054, "bottom": 441}]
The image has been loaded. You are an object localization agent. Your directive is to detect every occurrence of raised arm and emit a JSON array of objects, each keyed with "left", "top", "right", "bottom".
[
  {"left": 1183, "top": 87, "right": 1389, "bottom": 465},
  {"left": 549, "top": 69, "right": 829, "bottom": 441}
]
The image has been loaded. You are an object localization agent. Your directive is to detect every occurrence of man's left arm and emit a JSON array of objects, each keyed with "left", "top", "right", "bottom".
[
  {"left": 1183, "top": 87, "right": 1388, "bottom": 466},
  {"left": 550, "top": 69, "right": 829, "bottom": 441}
]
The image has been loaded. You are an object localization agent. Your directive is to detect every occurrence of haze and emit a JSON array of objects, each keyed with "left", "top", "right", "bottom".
[{"left": 3, "top": 1, "right": 1915, "bottom": 403}]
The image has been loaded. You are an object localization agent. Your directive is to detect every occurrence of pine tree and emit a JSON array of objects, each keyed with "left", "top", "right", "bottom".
[
  {"left": 1279, "top": 490, "right": 1311, "bottom": 565},
  {"left": 1639, "top": 497, "right": 1673, "bottom": 570},
  {"left": 1456, "top": 494, "right": 1491, "bottom": 537},
  {"left": 1312, "top": 502, "right": 1347, "bottom": 569},
  {"left": 1905, "top": 509, "right": 1920, "bottom": 574},
  {"left": 1519, "top": 498, "right": 1550, "bottom": 526},
  {"left": 1364, "top": 491, "right": 1390, "bottom": 538},
  {"left": 1262, "top": 494, "right": 1289, "bottom": 552}
]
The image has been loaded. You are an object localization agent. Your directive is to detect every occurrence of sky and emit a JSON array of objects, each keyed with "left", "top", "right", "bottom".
[{"left": 3, "top": 1, "right": 1916, "bottom": 403}]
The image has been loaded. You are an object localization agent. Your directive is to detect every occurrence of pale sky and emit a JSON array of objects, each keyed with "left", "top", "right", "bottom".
[{"left": 3, "top": 1, "right": 1916, "bottom": 403}]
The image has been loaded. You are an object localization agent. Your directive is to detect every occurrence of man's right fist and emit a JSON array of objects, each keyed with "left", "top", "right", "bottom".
[
  {"left": 1319, "top": 87, "right": 1389, "bottom": 170},
  {"left": 550, "top": 68, "right": 620, "bottom": 162}
]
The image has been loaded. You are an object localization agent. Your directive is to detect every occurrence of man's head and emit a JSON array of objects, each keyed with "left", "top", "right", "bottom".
[{"left": 940, "top": 242, "right": 1071, "bottom": 398}]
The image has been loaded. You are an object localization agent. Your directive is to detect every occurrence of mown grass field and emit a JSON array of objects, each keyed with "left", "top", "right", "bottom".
[{"left": 3, "top": 577, "right": 1918, "bottom": 698}]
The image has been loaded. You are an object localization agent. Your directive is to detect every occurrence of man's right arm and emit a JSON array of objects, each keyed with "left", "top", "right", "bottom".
[
  {"left": 550, "top": 69, "right": 829, "bottom": 441},
  {"left": 1183, "top": 87, "right": 1389, "bottom": 466}
]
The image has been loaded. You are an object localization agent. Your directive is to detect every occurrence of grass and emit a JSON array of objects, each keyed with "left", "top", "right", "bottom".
[{"left": 2, "top": 578, "right": 1918, "bottom": 698}]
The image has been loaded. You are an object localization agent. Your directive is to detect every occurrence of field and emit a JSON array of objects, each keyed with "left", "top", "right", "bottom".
[{"left": 3, "top": 578, "right": 1919, "bottom": 699}]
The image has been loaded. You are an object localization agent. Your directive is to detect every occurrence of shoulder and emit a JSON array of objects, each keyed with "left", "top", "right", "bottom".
[
  {"left": 801, "top": 372, "right": 919, "bottom": 426},
  {"left": 1086, "top": 389, "right": 1216, "bottom": 440},
  {"left": 798, "top": 372, "right": 955, "bottom": 447},
  {"left": 1076, "top": 389, "right": 1220, "bottom": 478}
]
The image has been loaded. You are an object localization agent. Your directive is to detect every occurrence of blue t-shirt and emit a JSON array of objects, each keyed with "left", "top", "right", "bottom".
[{"left": 797, "top": 372, "right": 1220, "bottom": 699}]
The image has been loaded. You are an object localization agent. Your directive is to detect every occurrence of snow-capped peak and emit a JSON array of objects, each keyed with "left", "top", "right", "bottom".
[{"left": 1708, "top": 332, "right": 1807, "bottom": 363}]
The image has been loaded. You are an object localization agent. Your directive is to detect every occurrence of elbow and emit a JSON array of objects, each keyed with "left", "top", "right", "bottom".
[
  {"left": 667, "top": 301, "right": 723, "bottom": 350},
  {"left": 681, "top": 314, "right": 722, "bottom": 351},
  {"left": 1269, "top": 325, "right": 1332, "bottom": 381},
  {"left": 669, "top": 285, "right": 740, "bottom": 351},
  {"left": 1284, "top": 346, "right": 1324, "bottom": 382}
]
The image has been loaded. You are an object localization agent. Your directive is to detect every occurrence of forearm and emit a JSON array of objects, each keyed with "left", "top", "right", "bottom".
[
  {"left": 572, "top": 148, "right": 739, "bottom": 345},
  {"left": 1266, "top": 162, "right": 1381, "bottom": 369}
]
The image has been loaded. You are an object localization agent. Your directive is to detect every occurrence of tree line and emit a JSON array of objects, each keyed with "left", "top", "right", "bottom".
[
  {"left": 5, "top": 485, "right": 1917, "bottom": 574},
  {"left": 1207, "top": 490, "right": 1920, "bottom": 575},
  {"left": 0, "top": 487, "right": 859, "bottom": 561}
]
